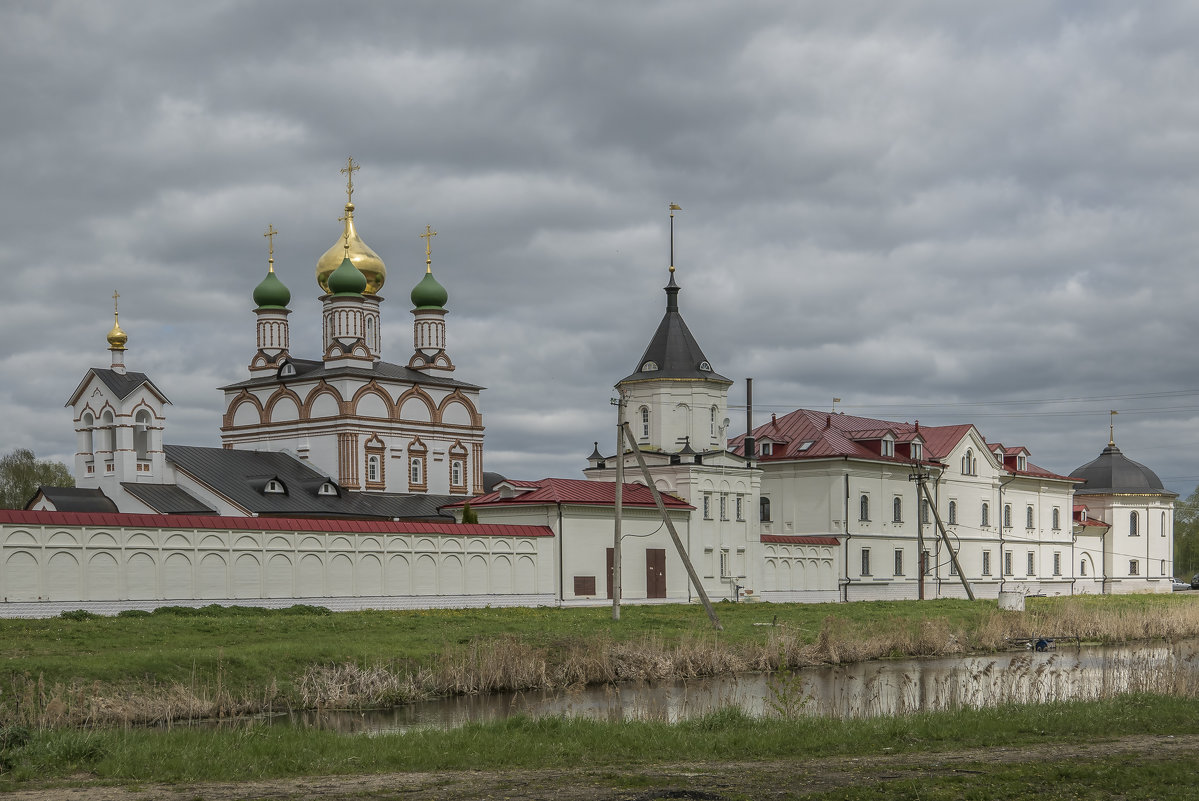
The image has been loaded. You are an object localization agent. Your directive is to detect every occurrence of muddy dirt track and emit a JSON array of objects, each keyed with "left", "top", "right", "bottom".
[{"left": 6, "top": 733, "right": 1196, "bottom": 800}]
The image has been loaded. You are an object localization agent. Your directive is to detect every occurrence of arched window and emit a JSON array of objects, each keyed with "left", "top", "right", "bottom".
[
  {"left": 981, "top": 502, "right": 990, "bottom": 527},
  {"left": 640, "top": 406, "right": 650, "bottom": 439},
  {"left": 962, "top": 449, "right": 974, "bottom": 475},
  {"left": 1052, "top": 507, "right": 1061, "bottom": 530},
  {"left": 1162, "top": 511, "right": 1167, "bottom": 537},
  {"left": 451, "top": 459, "right": 464, "bottom": 488},
  {"left": 921, "top": 499, "right": 930, "bottom": 524},
  {"left": 366, "top": 317, "right": 375, "bottom": 350},
  {"left": 859, "top": 494, "right": 870, "bottom": 521},
  {"left": 759, "top": 496, "right": 771, "bottom": 522},
  {"left": 410, "top": 456, "right": 424, "bottom": 486},
  {"left": 710, "top": 406, "right": 718, "bottom": 438},
  {"left": 948, "top": 500, "right": 957, "bottom": 525},
  {"left": 1026, "top": 505, "right": 1034, "bottom": 529},
  {"left": 367, "top": 454, "right": 380, "bottom": 483},
  {"left": 1003, "top": 504, "right": 1012, "bottom": 528},
  {"left": 1129, "top": 511, "right": 1139, "bottom": 536},
  {"left": 892, "top": 497, "right": 902, "bottom": 523},
  {"left": 134, "top": 410, "right": 152, "bottom": 460},
  {"left": 82, "top": 412, "right": 94, "bottom": 455},
  {"left": 99, "top": 410, "right": 115, "bottom": 453}
]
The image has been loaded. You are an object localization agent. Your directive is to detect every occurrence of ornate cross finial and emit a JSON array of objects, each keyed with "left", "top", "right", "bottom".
[
  {"left": 421, "top": 224, "right": 437, "bottom": 273},
  {"left": 112, "top": 289, "right": 120, "bottom": 316},
  {"left": 1109, "top": 410, "right": 1118, "bottom": 446},
  {"left": 341, "top": 157, "right": 360, "bottom": 204},
  {"left": 668, "top": 203, "right": 682, "bottom": 273},
  {"left": 264, "top": 224, "right": 278, "bottom": 271}
]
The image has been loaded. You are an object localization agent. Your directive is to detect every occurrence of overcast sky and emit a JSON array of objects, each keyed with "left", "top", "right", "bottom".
[{"left": 3, "top": 1, "right": 1199, "bottom": 495}]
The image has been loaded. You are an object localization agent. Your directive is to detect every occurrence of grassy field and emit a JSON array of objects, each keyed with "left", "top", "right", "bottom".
[
  {"left": 3, "top": 594, "right": 1199, "bottom": 727},
  {"left": 1, "top": 694, "right": 1197, "bottom": 788}
]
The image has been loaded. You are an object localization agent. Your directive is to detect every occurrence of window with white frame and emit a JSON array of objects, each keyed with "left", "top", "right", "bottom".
[
  {"left": 1004, "top": 550, "right": 1012, "bottom": 576},
  {"left": 892, "top": 497, "right": 902, "bottom": 523},
  {"left": 760, "top": 496, "right": 771, "bottom": 522},
  {"left": 1053, "top": 552, "right": 1061, "bottom": 576},
  {"left": 710, "top": 406, "right": 718, "bottom": 438},
  {"left": 450, "top": 459, "right": 464, "bottom": 487},
  {"left": 1129, "top": 511, "right": 1139, "bottom": 536},
  {"left": 1003, "top": 504, "right": 1012, "bottom": 528},
  {"left": 1026, "top": 552, "right": 1035, "bottom": 576},
  {"left": 1129, "top": 559, "right": 1140, "bottom": 576},
  {"left": 1026, "top": 505, "right": 1034, "bottom": 529},
  {"left": 981, "top": 502, "right": 990, "bottom": 527},
  {"left": 948, "top": 500, "right": 957, "bottom": 525},
  {"left": 1017, "top": 454, "right": 1027, "bottom": 470},
  {"left": 894, "top": 549, "right": 904, "bottom": 576},
  {"left": 367, "top": 454, "right": 381, "bottom": 483},
  {"left": 1052, "top": 507, "right": 1060, "bottom": 530},
  {"left": 735, "top": 495, "right": 744, "bottom": 521},
  {"left": 982, "top": 550, "right": 992, "bottom": 576},
  {"left": 881, "top": 438, "right": 894, "bottom": 457},
  {"left": 640, "top": 407, "right": 650, "bottom": 439},
  {"left": 962, "top": 449, "right": 975, "bottom": 475},
  {"left": 410, "top": 456, "right": 424, "bottom": 486},
  {"left": 861, "top": 548, "right": 871, "bottom": 576},
  {"left": 719, "top": 493, "right": 728, "bottom": 521},
  {"left": 703, "top": 493, "right": 712, "bottom": 520},
  {"left": 1161, "top": 512, "right": 1167, "bottom": 537},
  {"left": 911, "top": 442, "right": 923, "bottom": 460},
  {"left": 860, "top": 494, "right": 870, "bottom": 521},
  {"left": 719, "top": 549, "right": 731, "bottom": 578}
]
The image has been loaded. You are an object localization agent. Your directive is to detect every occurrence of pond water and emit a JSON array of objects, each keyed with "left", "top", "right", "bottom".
[{"left": 261, "top": 639, "right": 1199, "bottom": 734}]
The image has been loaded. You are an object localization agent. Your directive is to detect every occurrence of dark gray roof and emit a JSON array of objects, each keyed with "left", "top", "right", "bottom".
[
  {"left": 67, "top": 368, "right": 170, "bottom": 406},
  {"left": 28, "top": 486, "right": 119, "bottom": 513},
  {"left": 482, "top": 471, "right": 507, "bottom": 493},
  {"left": 1071, "top": 443, "right": 1177, "bottom": 497},
  {"left": 219, "top": 358, "right": 482, "bottom": 392},
  {"left": 121, "top": 483, "right": 217, "bottom": 514},
  {"left": 164, "top": 444, "right": 456, "bottom": 519},
  {"left": 618, "top": 274, "right": 731, "bottom": 386}
]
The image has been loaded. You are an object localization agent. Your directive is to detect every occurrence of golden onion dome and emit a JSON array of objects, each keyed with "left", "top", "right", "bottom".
[
  {"left": 316, "top": 203, "right": 386, "bottom": 295},
  {"left": 107, "top": 316, "right": 127, "bottom": 351}
]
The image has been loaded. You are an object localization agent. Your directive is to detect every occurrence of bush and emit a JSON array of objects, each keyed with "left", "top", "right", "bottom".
[
  {"left": 117, "top": 609, "right": 151, "bottom": 618},
  {"left": 58, "top": 609, "right": 100, "bottom": 621}
]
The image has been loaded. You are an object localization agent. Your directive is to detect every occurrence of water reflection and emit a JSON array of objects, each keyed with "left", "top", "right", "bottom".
[{"left": 265, "top": 640, "right": 1199, "bottom": 734}]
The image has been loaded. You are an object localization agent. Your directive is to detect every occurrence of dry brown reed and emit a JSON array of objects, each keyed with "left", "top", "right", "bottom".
[{"left": 11, "top": 598, "right": 1199, "bottom": 728}]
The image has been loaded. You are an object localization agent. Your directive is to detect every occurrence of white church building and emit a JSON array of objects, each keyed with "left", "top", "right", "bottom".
[{"left": 4, "top": 178, "right": 1177, "bottom": 616}]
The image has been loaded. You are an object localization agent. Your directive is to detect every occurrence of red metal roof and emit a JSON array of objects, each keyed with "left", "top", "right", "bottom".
[
  {"left": 729, "top": 410, "right": 1075, "bottom": 480},
  {"left": 449, "top": 477, "right": 693, "bottom": 510},
  {"left": 0, "top": 509, "right": 554, "bottom": 537},
  {"left": 761, "top": 534, "right": 841, "bottom": 545}
]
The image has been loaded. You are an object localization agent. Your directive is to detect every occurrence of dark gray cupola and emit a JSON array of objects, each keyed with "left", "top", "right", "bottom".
[
  {"left": 1071, "top": 442, "right": 1176, "bottom": 497},
  {"left": 618, "top": 272, "right": 732, "bottom": 386}
]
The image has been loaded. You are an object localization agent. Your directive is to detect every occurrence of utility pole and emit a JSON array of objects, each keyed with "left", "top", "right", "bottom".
[
  {"left": 910, "top": 468, "right": 975, "bottom": 600},
  {"left": 622, "top": 421, "right": 723, "bottom": 630},
  {"left": 610, "top": 393, "right": 626, "bottom": 620}
]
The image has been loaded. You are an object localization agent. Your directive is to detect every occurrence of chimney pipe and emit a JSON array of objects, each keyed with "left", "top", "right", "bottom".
[{"left": 744, "top": 378, "right": 755, "bottom": 460}]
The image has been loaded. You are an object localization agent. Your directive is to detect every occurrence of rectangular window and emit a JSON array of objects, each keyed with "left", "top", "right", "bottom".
[
  {"left": 1162, "top": 559, "right": 1168, "bottom": 576},
  {"left": 861, "top": 548, "right": 871, "bottom": 577},
  {"left": 1026, "top": 552, "right": 1035, "bottom": 576},
  {"left": 703, "top": 493, "right": 712, "bottom": 520},
  {"left": 735, "top": 495, "right": 744, "bottom": 521},
  {"left": 1053, "top": 552, "right": 1062, "bottom": 576},
  {"left": 982, "top": 551, "right": 992, "bottom": 576},
  {"left": 703, "top": 547, "right": 714, "bottom": 578},
  {"left": 1129, "top": 559, "right": 1140, "bottom": 576},
  {"left": 719, "top": 549, "right": 731, "bottom": 578},
  {"left": 922, "top": 549, "right": 932, "bottom": 575},
  {"left": 894, "top": 549, "right": 904, "bottom": 576},
  {"left": 949, "top": 557, "right": 958, "bottom": 576},
  {"left": 719, "top": 493, "right": 728, "bottom": 521},
  {"left": 1004, "top": 551, "right": 1013, "bottom": 576}
]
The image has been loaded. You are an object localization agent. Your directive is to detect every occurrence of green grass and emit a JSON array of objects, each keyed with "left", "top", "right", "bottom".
[
  {"left": 4, "top": 594, "right": 1198, "bottom": 726},
  {"left": 1, "top": 693, "right": 1196, "bottom": 786}
]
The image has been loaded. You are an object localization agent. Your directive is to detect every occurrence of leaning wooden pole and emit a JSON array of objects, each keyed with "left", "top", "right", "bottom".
[
  {"left": 916, "top": 478, "right": 975, "bottom": 600},
  {"left": 622, "top": 421, "right": 723, "bottom": 631}
]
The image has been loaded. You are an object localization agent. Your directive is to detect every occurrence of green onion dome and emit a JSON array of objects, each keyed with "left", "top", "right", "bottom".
[
  {"left": 253, "top": 269, "right": 291, "bottom": 308},
  {"left": 410, "top": 270, "right": 448, "bottom": 309},
  {"left": 328, "top": 256, "right": 367, "bottom": 296}
]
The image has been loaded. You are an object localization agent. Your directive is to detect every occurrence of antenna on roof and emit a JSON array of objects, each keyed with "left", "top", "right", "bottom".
[{"left": 832, "top": 397, "right": 841, "bottom": 413}]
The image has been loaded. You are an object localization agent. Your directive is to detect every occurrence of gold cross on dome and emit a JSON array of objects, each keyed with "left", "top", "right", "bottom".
[
  {"left": 112, "top": 289, "right": 120, "bottom": 315},
  {"left": 421, "top": 224, "right": 437, "bottom": 272},
  {"left": 264, "top": 224, "right": 278, "bottom": 269},
  {"left": 341, "top": 157, "right": 360, "bottom": 204}
]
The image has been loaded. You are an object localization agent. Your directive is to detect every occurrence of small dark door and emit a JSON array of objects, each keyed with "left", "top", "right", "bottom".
[
  {"left": 606, "top": 547, "right": 614, "bottom": 599},
  {"left": 646, "top": 548, "right": 666, "bottom": 598}
]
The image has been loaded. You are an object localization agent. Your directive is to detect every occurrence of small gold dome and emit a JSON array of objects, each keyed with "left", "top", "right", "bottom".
[
  {"left": 316, "top": 203, "right": 386, "bottom": 295},
  {"left": 107, "top": 317, "right": 127, "bottom": 351}
]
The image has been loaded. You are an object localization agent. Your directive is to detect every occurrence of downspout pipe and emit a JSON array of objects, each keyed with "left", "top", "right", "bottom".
[{"left": 557, "top": 502, "right": 565, "bottom": 604}]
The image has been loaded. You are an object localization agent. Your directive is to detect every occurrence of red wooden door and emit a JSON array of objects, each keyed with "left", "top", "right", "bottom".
[{"left": 646, "top": 548, "right": 666, "bottom": 598}]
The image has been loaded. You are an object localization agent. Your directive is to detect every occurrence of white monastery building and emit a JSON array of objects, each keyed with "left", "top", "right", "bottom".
[{"left": 3, "top": 178, "right": 1177, "bottom": 616}]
